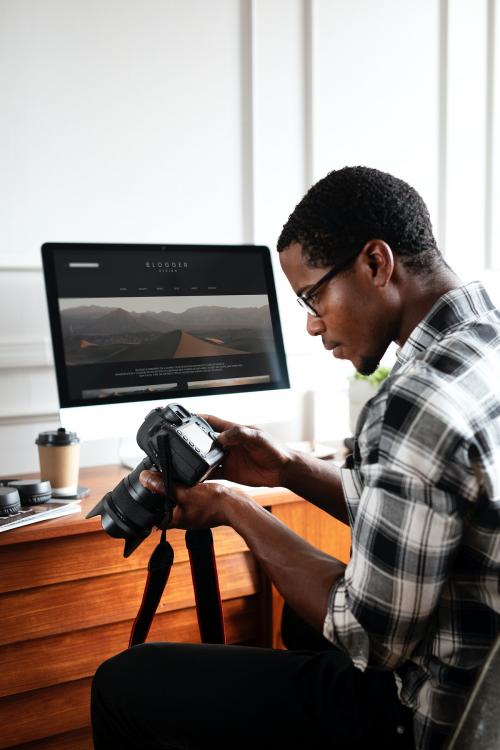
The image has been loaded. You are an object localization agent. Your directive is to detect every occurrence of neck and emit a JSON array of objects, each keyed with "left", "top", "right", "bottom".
[{"left": 395, "top": 265, "right": 463, "bottom": 347}]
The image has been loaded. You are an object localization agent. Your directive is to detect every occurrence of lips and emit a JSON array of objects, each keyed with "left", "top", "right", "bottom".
[{"left": 323, "top": 340, "right": 341, "bottom": 352}]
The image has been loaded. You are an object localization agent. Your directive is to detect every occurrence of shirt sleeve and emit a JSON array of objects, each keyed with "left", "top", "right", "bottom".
[{"left": 323, "top": 365, "right": 476, "bottom": 671}]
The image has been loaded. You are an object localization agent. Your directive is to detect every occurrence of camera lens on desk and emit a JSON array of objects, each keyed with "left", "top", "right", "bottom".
[
  {"left": 0, "top": 487, "right": 21, "bottom": 516},
  {"left": 8, "top": 480, "right": 52, "bottom": 506}
]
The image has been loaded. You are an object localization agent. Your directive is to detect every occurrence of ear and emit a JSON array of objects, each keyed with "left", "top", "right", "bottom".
[{"left": 358, "top": 240, "right": 394, "bottom": 287}]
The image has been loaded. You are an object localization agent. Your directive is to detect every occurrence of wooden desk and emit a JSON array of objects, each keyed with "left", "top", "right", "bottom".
[{"left": 0, "top": 465, "right": 350, "bottom": 750}]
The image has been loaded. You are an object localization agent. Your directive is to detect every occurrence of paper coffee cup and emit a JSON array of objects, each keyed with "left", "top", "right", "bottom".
[{"left": 36, "top": 428, "right": 80, "bottom": 497}]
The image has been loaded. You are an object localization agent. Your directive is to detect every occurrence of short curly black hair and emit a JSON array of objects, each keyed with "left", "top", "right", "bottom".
[{"left": 277, "top": 166, "right": 442, "bottom": 274}]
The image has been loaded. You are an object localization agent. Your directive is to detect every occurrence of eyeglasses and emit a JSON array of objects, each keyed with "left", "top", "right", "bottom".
[{"left": 296, "top": 250, "right": 361, "bottom": 317}]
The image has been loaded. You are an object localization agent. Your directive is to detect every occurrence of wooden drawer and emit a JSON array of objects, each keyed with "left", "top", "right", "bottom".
[
  {"left": 0, "top": 596, "right": 261, "bottom": 699},
  {"left": 0, "top": 526, "right": 248, "bottom": 594},
  {"left": 1, "top": 551, "right": 259, "bottom": 646},
  {"left": 0, "top": 678, "right": 92, "bottom": 749},
  {"left": 0, "top": 533, "right": 262, "bottom": 749},
  {"left": 0, "top": 465, "right": 348, "bottom": 749},
  {"left": 0, "top": 596, "right": 262, "bottom": 748},
  {"left": 8, "top": 727, "right": 93, "bottom": 750}
]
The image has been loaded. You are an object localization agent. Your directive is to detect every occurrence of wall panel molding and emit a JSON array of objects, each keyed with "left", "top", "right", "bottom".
[
  {"left": 489, "top": 0, "right": 500, "bottom": 271},
  {"left": 444, "top": 0, "right": 488, "bottom": 274},
  {"left": 240, "top": 0, "right": 255, "bottom": 244},
  {"left": 1, "top": 1, "right": 499, "bottom": 475},
  {"left": 0, "top": 411, "right": 59, "bottom": 426},
  {"left": 0, "top": 337, "right": 53, "bottom": 369},
  {"left": 438, "top": 0, "right": 448, "bottom": 253},
  {"left": 311, "top": 0, "right": 440, "bottom": 222},
  {"left": 485, "top": 0, "right": 495, "bottom": 267},
  {"left": 303, "top": 0, "right": 314, "bottom": 190},
  {"left": 0, "top": 257, "right": 42, "bottom": 271}
]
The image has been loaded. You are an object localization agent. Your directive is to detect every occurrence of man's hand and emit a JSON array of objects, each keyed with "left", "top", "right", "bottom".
[
  {"left": 139, "top": 464, "right": 346, "bottom": 636},
  {"left": 201, "top": 414, "right": 292, "bottom": 488},
  {"left": 139, "top": 469, "right": 251, "bottom": 530},
  {"left": 141, "top": 412, "right": 349, "bottom": 526}
]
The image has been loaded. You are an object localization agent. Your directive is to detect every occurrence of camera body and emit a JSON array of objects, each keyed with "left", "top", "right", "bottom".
[
  {"left": 137, "top": 403, "right": 224, "bottom": 486},
  {"left": 86, "top": 403, "right": 225, "bottom": 556}
]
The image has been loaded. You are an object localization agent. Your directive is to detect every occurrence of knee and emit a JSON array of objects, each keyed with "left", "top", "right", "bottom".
[
  {"left": 92, "top": 650, "right": 126, "bottom": 708},
  {"left": 92, "top": 643, "right": 173, "bottom": 708},
  {"left": 91, "top": 648, "right": 150, "bottom": 750},
  {"left": 93, "top": 645, "right": 145, "bottom": 691}
]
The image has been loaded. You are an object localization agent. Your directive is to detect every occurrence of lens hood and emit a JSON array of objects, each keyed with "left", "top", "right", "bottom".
[{"left": 86, "top": 458, "right": 166, "bottom": 557}]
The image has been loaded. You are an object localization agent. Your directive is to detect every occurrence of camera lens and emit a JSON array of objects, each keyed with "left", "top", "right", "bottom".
[{"left": 86, "top": 458, "right": 166, "bottom": 557}]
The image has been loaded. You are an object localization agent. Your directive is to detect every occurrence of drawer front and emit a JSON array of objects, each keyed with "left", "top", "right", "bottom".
[
  {"left": 0, "top": 596, "right": 262, "bottom": 748},
  {"left": 7, "top": 727, "right": 93, "bottom": 750},
  {"left": 0, "top": 526, "right": 248, "bottom": 594},
  {"left": 0, "top": 678, "right": 91, "bottom": 749},
  {"left": 0, "top": 596, "right": 260, "bottom": 698},
  {"left": 1, "top": 551, "right": 259, "bottom": 646}
]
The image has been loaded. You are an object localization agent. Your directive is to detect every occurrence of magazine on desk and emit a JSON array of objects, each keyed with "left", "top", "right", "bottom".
[{"left": 0, "top": 499, "right": 81, "bottom": 532}]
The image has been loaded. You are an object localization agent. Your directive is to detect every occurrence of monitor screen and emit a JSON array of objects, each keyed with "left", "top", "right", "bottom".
[{"left": 41, "top": 243, "right": 289, "bottom": 409}]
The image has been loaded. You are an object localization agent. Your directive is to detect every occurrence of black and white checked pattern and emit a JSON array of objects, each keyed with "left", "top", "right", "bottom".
[{"left": 323, "top": 282, "right": 500, "bottom": 749}]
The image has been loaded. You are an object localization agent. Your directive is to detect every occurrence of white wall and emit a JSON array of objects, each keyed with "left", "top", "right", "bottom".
[{"left": 1, "top": 0, "right": 499, "bottom": 473}]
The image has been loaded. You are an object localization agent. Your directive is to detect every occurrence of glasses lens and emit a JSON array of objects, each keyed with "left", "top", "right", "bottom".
[{"left": 296, "top": 297, "right": 318, "bottom": 317}]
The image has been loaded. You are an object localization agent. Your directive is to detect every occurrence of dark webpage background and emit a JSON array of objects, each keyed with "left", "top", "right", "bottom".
[{"left": 50, "top": 246, "right": 287, "bottom": 405}]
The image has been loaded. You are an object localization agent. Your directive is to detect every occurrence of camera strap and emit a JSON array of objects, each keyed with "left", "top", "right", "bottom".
[
  {"left": 128, "top": 528, "right": 225, "bottom": 647},
  {"left": 128, "top": 529, "right": 174, "bottom": 648},
  {"left": 186, "top": 528, "right": 225, "bottom": 644},
  {"left": 129, "top": 431, "right": 225, "bottom": 648}
]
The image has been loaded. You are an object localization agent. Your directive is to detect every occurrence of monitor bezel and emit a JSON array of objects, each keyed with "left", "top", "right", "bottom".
[{"left": 41, "top": 242, "right": 290, "bottom": 409}]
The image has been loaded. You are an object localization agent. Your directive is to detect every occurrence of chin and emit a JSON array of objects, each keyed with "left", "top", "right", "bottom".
[{"left": 356, "top": 355, "right": 381, "bottom": 376}]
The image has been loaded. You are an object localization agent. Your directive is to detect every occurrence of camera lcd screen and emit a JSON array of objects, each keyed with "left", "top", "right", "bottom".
[
  {"left": 41, "top": 243, "right": 289, "bottom": 407},
  {"left": 181, "top": 423, "right": 214, "bottom": 455}
]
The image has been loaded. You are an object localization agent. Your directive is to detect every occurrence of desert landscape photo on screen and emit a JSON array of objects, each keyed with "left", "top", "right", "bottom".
[{"left": 59, "top": 295, "right": 275, "bottom": 365}]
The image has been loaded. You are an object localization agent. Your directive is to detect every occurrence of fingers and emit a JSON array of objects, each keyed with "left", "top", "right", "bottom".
[
  {"left": 166, "top": 482, "right": 230, "bottom": 530},
  {"left": 217, "top": 424, "right": 261, "bottom": 447},
  {"left": 139, "top": 471, "right": 209, "bottom": 503},
  {"left": 199, "top": 414, "right": 265, "bottom": 450},
  {"left": 139, "top": 469, "right": 166, "bottom": 495}
]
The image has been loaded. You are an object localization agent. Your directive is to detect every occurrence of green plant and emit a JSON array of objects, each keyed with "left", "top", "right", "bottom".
[{"left": 352, "top": 365, "right": 391, "bottom": 387}]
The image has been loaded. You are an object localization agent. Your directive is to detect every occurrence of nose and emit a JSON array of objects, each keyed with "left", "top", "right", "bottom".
[{"left": 306, "top": 313, "right": 325, "bottom": 337}]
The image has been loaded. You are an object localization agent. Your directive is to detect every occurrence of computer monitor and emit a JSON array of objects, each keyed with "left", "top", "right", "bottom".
[{"left": 41, "top": 243, "right": 291, "bottom": 449}]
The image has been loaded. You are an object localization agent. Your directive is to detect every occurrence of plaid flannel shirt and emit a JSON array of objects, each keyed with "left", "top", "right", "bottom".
[{"left": 323, "top": 281, "right": 500, "bottom": 749}]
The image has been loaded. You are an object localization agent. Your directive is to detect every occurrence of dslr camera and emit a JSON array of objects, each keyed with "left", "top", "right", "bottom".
[{"left": 87, "top": 403, "right": 224, "bottom": 557}]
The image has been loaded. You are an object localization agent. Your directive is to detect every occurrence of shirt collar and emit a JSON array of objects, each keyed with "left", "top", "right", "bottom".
[{"left": 394, "top": 281, "right": 496, "bottom": 370}]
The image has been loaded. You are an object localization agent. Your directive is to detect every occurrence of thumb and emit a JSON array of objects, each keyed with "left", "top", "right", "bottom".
[
  {"left": 139, "top": 469, "right": 166, "bottom": 495},
  {"left": 217, "top": 425, "right": 257, "bottom": 447}
]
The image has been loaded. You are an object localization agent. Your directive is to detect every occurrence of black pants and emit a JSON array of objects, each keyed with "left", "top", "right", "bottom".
[{"left": 91, "top": 604, "right": 414, "bottom": 749}]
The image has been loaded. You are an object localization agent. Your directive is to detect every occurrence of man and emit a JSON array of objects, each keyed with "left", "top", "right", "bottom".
[{"left": 91, "top": 167, "right": 500, "bottom": 749}]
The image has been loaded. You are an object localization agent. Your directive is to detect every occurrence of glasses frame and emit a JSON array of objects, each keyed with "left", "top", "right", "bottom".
[{"left": 296, "top": 250, "right": 361, "bottom": 317}]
